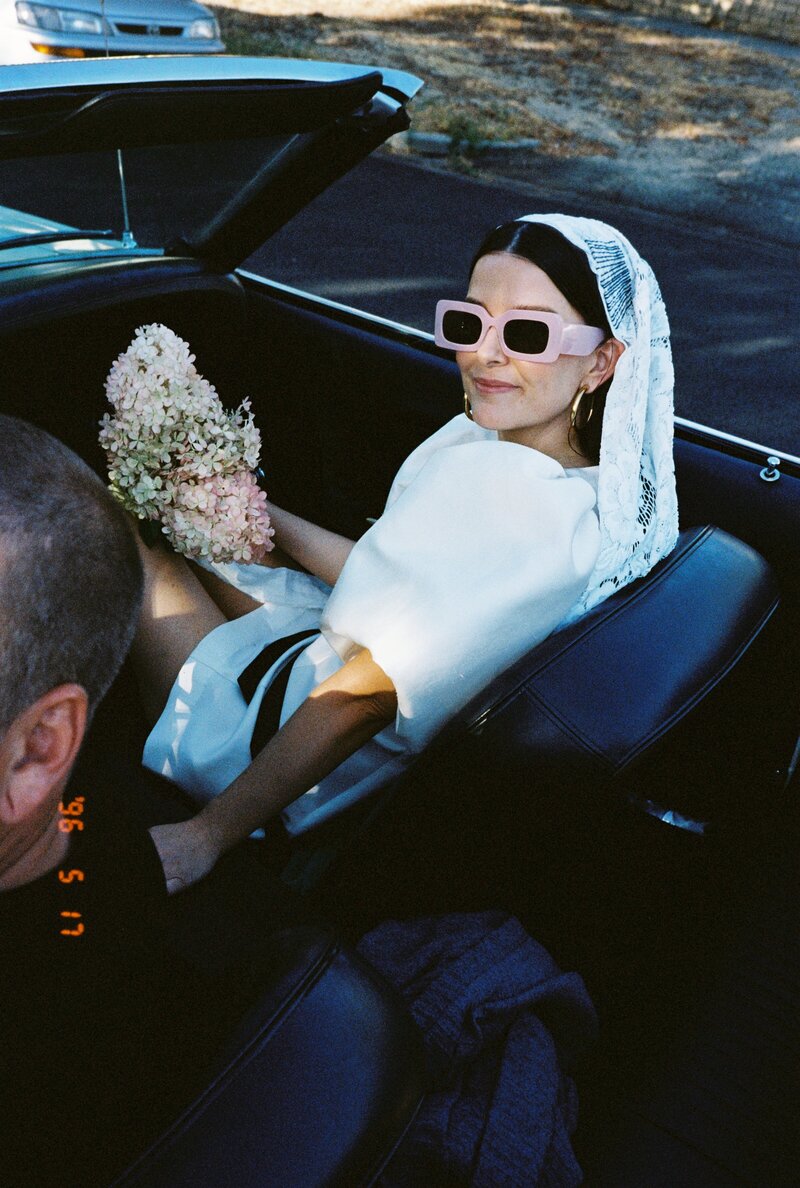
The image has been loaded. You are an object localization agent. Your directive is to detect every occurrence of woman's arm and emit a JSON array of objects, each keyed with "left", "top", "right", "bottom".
[
  {"left": 265, "top": 500, "right": 356, "bottom": 588},
  {"left": 149, "top": 647, "right": 397, "bottom": 892}
]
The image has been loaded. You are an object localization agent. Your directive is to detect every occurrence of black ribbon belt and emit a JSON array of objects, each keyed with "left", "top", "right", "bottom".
[{"left": 238, "top": 628, "right": 319, "bottom": 758}]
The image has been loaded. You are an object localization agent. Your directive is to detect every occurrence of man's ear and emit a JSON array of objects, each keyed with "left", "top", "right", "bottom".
[{"left": 0, "top": 685, "right": 88, "bottom": 826}]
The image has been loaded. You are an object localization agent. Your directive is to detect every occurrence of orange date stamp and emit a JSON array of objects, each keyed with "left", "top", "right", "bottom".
[
  {"left": 57, "top": 796, "right": 86, "bottom": 938},
  {"left": 58, "top": 795, "right": 85, "bottom": 833}
]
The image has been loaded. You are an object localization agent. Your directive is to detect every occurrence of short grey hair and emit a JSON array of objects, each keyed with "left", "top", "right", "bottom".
[{"left": 0, "top": 416, "right": 144, "bottom": 734}]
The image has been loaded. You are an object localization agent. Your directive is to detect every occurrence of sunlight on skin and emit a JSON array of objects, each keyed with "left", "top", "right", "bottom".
[
  {"left": 131, "top": 540, "right": 226, "bottom": 725},
  {"left": 150, "top": 571, "right": 206, "bottom": 621},
  {"left": 150, "top": 650, "right": 397, "bottom": 893}
]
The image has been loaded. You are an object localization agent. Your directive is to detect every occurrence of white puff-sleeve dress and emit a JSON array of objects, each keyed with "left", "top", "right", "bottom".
[{"left": 142, "top": 415, "right": 601, "bottom": 835}]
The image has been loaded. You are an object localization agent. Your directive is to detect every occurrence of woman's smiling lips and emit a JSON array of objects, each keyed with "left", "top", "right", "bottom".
[{"left": 473, "top": 377, "right": 519, "bottom": 394}]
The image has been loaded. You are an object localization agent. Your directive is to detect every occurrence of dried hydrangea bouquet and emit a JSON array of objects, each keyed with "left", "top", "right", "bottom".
[{"left": 99, "top": 324, "right": 274, "bottom": 564}]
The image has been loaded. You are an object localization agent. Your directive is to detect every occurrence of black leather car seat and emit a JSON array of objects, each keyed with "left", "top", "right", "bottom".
[
  {"left": 451, "top": 522, "right": 781, "bottom": 829},
  {"left": 321, "top": 524, "right": 784, "bottom": 1187},
  {"left": 110, "top": 525, "right": 782, "bottom": 1188},
  {"left": 326, "top": 523, "right": 782, "bottom": 930},
  {"left": 113, "top": 924, "right": 425, "bottom": 1188}
]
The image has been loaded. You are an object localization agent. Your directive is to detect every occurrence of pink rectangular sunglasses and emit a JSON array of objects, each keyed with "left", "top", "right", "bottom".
[{"left": 434, "top": 300, "right": 606, "bottom": 363}]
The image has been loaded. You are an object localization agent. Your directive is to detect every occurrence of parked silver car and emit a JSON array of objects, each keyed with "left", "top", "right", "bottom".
[{"left": 0, "top": 0, "right": 223, "bottom": 61}]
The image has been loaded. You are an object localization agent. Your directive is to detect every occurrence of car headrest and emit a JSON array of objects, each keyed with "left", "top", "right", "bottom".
[
  {"left": 321, "top": 526, "right": 781, "bottom": 947},
  {"left": 440, "top": 525, "right": 780, "bottom": 832},
  {"left": 465, "top": 526, "right": 776, "bottom": 768}
]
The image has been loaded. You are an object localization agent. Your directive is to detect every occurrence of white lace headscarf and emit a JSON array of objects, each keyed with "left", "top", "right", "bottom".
[{"left": 517, "top": 213, "right": 679, "bottom": 621}]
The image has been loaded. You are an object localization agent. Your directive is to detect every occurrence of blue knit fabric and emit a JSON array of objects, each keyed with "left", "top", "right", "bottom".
[{"left": 357, "top": 912, "right": 597, "bottom": 1187}]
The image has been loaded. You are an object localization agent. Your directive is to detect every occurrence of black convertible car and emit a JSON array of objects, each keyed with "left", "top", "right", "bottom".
[{"left": 0, "top": 55, "right": 798, "bottom": 1187}]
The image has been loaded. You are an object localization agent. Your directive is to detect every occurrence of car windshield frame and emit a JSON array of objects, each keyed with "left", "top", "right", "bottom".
[{"left": 0, "top": 56, "right": 423, "bottom": 270}]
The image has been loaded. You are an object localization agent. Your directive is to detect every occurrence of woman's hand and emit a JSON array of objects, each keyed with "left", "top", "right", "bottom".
[
  {"left": 265, "top": 501, "right": 355, "bottom": 587},
  {"left": 149, "top": 815, "right": 221, "bottom": 895}
]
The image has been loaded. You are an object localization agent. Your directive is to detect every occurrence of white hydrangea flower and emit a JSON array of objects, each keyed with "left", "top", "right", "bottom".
[{"left": 99, "top": 324, "right": 273, "bottom": 563}]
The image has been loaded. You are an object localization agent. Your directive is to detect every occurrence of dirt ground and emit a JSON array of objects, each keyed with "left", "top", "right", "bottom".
[
  {"left": 208, "top": 0, "right": 799, "bottom": 152},
  {"left": 206, "top": 0, "right": 800, "bottom": 240}
]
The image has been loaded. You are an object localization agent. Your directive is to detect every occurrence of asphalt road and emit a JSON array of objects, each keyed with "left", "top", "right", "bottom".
[
  {"left": 245, "top": 154, "right": 800, "bottom": 458},
  {"left": 1, "top": 146, "right": 796, "bottom": 455}
]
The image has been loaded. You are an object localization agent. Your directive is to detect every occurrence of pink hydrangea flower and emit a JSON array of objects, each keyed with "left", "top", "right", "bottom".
[{"left": 99, "top": 324, "right": 273, "bottom": 563}]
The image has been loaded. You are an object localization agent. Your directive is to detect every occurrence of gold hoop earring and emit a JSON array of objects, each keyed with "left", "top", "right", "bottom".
[
  {"left": 464, "top": 392, "right": 474, "bottom": 421},
  {"left": 570, "top": 386, "right": 594, "bottom": 431}
]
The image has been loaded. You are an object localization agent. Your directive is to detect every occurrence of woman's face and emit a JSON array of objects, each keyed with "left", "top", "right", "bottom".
[{"left": 457, "top": 251, "right": 620, "bottom": 466}]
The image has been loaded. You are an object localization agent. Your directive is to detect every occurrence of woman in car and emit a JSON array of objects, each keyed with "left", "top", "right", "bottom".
[{"left": 135, "top": 213, "right": 678, "bottom": 892}]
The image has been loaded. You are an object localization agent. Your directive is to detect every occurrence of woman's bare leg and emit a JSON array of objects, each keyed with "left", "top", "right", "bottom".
[
  {"left": 191, "top": 564, "right": 262, "bottom": 620},
  {"left": 131, "top": 542, "right": 227, "bottom": 726},
  {"left": 190, "top": 542, "right": 302, "bottom": 622}
]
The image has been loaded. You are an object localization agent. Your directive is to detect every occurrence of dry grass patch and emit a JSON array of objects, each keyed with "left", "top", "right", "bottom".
[{"left": 209, "top": 0, "right": 800, "bottom": 159}]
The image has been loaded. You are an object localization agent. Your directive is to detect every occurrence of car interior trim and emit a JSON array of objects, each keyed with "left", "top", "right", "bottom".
[
  {"left": 239, "top": 272, "right": 800, "bottom": 473},
  {"left": 0, "top": 256, "right": 246, "bottom": 330}
]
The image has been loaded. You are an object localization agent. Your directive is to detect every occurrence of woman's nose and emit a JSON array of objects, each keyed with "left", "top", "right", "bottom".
[{"left": 476, "top": 325, "right": 507, "bottom": 363}]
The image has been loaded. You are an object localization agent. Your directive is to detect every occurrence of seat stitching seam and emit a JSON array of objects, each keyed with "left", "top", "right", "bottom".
[
  {"left": 113, "top": 940, "right": 342, "bottom": 1177},
  {"left": 472, "top": 594, "right": 779, "bottom": 772}
]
